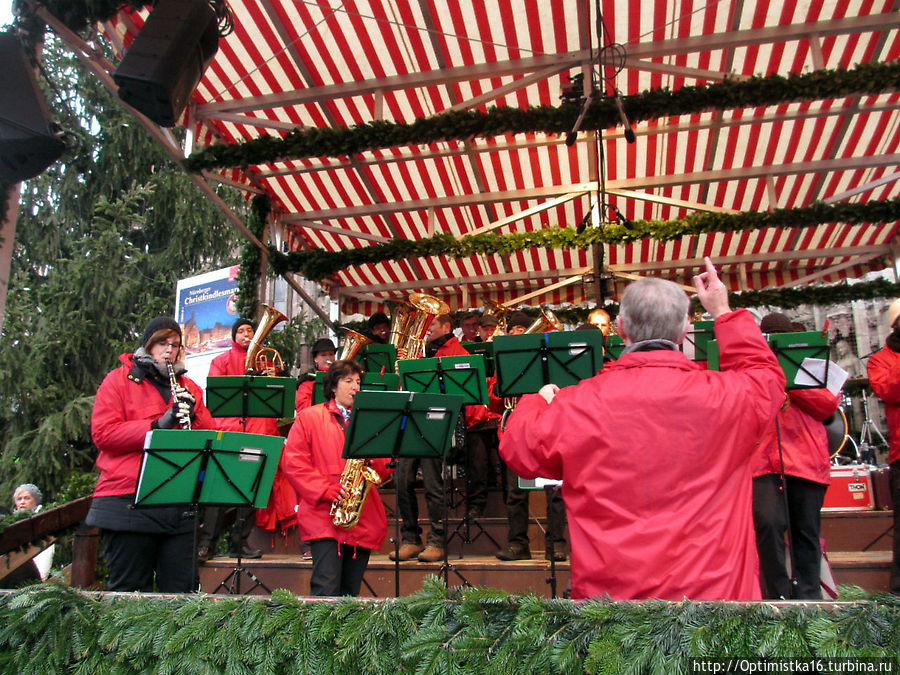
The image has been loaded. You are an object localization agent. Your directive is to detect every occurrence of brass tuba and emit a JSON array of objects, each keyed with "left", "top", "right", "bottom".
[
  {"left": 523, "top": 306, "right": 563, "bottom": 334},
  {"left": 338, "top": 328, "right": 372, "bottom": 362},
  {"left": 389, "top": 292, "right": 450, "bottom": 360},
  {"left": 482, "top": 298, "right": 510, "bottom": 341},
  {"left": 245, "top": 304, "right": 287, "bottom": 375}
]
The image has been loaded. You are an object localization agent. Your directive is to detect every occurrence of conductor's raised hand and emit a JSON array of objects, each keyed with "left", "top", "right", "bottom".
[{"left": 692, "top": 257, "right": 731, "bottom": 319}]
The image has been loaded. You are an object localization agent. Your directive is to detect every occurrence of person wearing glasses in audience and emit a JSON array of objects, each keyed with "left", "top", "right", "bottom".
[{"left": 86, "top": 317, "right": 215, "bottom": 592}]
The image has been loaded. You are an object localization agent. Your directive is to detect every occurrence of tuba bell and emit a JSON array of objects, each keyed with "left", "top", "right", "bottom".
[
  {"left": 245, "top": 304, "right": 288, "bottom": 375},
  {"left": 338, "top": 328, "right": 372, "bottom": 362},
  {"left": 523, "top": 306, "right": 563, "bottom": 334}
]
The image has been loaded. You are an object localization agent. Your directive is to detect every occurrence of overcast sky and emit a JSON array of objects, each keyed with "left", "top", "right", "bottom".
[{"left": 1, "top": 2, "right": 12, "bottom": 28}]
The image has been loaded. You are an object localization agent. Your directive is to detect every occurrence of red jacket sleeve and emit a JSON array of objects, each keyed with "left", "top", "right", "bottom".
[
  {"left": 91, "top": 370, "right": 155, "bottom": 455},
  {"left": 788, "top": 388, "right": 840, "bottom": 421},
  {"left": 281, "top": 407, "right": 340, "bottom": 505},
  {"left": 869, "top": 348, "right": 900, "bottom": 404}
]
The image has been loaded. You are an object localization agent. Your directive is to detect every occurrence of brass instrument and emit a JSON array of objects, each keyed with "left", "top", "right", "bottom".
[
  {"left": 389, "top": 292, "right": 450, "bottom": 359},
  {"left": 245, "top": 304, "right": 287, "bottom": 375},
  {"left": 338, "top": 328, "right": 372, "bottom": 362},
  {"left": 523, "top": 306, "right": 563, "bottom": 334},
  {"left": 165, "top": 359, "right": 191, "bottom": 430},
  {"left": 482, "top": 298, "right": 510, "bottom": 341},
  {"left": 330, "top": 460, "right": 383, "bottom": 529}
]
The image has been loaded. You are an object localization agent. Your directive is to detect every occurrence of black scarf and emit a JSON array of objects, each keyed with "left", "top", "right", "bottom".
[{"left": 425, "top": 333, "right": 454, "bottom": 358}]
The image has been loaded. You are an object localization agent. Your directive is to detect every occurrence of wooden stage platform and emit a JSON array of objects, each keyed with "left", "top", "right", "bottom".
[{"left": 198, "top": 483, "right": 894, "bottom": 598}]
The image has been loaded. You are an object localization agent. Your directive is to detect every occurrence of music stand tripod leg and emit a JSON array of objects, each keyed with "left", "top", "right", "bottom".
[
  {"left": 212, "top": 510, "right": 271, "bottom": 595},
  {"left": 438, "top": 456, "right": 471, "bottom": 588}
]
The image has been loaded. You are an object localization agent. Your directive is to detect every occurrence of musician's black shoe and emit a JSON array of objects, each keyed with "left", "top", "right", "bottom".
[
  {"left": 544, "top": 550, "right": 567, "bottom": 562},
  {"left": 228, "top": 545, "right": 262, "bottom": 559},
  {"left": 495, "top": 546, "right": 532, "bottom": 561},
  {"left": 197, "top": 545, "right": 211, "bottom": 564}
]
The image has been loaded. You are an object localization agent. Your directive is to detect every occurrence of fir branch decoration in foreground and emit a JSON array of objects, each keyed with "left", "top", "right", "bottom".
[
  {"left": 184, "top": 61, "right": 900, "bottom": 171},
  {"left": 0, "top": 580, "right": 898, "bottom": 674},
  {"left": 267, "top": 198, "right": 900, "bottom": 281}
]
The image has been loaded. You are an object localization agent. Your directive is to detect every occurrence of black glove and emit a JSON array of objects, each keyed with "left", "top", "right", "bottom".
[{"left": 154, "top": 404, "right": 180, "bottom": 430}]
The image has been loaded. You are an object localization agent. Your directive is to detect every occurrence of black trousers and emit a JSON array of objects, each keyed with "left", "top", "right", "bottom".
[
  {"left": 463, "top": 425, "right": 499, "bottom": 515},
  {"left": 198, "top": 506, "right": 254, "bottom": 552},
  {"left": 395, "top": 456, "right": 445, "bottom": 546},
  {"left": 101, "top": 529, "right": 194, "bottom": 592},
  {"left": 752, "top": 473, "right": 827, "bottom": 599},
  {"left": 308, "top": 538, "right": 371, "bottom": 596},
  {"left": 891, "top": 460, "right": 900, "bottom": 595},
  {"left": 504, "top": 466, "right": 567, "bottom": 550}
]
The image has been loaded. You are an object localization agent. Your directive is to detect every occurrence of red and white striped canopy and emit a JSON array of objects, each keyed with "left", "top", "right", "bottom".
[{"left": 101, "top": 1, "right": 900, "bottom": 315}]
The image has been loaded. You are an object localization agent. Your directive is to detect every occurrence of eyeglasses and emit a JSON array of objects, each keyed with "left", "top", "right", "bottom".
[{"left": 157, "top": 341, "right": 182, "bottom": 351}]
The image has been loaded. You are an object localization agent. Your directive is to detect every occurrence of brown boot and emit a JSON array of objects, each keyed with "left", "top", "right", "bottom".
[
  {"left": 417, "top": 545, "right": 445, "bottom": 562},
  {"left": 388, "top": 543, "right": 424, "bottom": 561}
]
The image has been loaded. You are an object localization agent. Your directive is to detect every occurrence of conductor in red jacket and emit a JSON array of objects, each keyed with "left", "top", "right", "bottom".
[
  {"left": 86, "top": 316, "right": 216, "bottom": 592},
  {"left": 866, "top": 298, "right": 900, "bottom": 595},
  {"left": 281, "top": 359, "right": 392, "bottom": 596},
  {"left": 499, "top": 259, "right": 785, "bottom": 600},
  {"left": 752, "top": 312, "right": 839, "bottom": 599}
]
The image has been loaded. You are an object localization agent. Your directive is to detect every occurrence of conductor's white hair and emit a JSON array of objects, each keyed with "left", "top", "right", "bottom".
[{"left": 620, "top": 278, "right": 690, "bottom": 343}]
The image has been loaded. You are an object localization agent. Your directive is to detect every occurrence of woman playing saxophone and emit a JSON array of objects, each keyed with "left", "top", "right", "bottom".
[{"left": 280, "top": 359, "right": 392, "bottom": 596}]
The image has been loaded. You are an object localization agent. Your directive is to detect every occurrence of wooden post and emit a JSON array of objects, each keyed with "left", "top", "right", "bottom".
[{"left": 69, "top": 524, "right": 100, "bottom": 589}]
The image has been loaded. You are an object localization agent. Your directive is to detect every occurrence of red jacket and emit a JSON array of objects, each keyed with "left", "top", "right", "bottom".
[
  {"left": 868, "top": 344, "right": 900, "bottom": 464},
  {"left": 499, "top": 309, "right": 785, "bottom": 601},
  {"left": 295, "top": 366, "right": 329, "bottom": 413},
  {"left": 208, "top": 342, "right": 280, "bottom": 435},
  {"left": 91, "top": 353, "right": 215, "bottom": 497},
  {"left": 435, "top": 335, "right": 499, "bottom": 427},
  {"left": 752, "top": 388, "right": 839, "bottom": 484},
  {"left": 281, "top": 399, "right": 392, "bottom": 550}
]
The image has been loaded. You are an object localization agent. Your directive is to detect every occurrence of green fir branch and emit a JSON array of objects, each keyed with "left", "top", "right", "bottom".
[{"left": 184, "top": 62, "right": 900, "bottom": 171}]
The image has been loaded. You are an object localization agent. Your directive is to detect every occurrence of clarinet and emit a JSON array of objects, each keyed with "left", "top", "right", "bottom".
[{"left": 165, "top": 359, "right": 191, "bottom": 430}]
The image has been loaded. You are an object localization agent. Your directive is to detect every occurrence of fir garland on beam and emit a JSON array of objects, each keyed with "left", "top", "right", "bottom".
[
  {"left": 235, "top": 194, "right": 270, "bottom": 320},
  {"left": 183, "top": 61, "right": 900, "bottom": 171},
  {"left": 0, "top": 581, "right": 898, "bottom": 674},
  {"left": 267, "top": 198, "right": 900, "bottom": 281}
]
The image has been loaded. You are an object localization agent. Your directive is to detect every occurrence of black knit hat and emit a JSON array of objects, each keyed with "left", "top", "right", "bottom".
[
  {"left": 312, "top": 338, "right": 337, "bottom": 355},
  {"left": 507, "top": 311, "right": 532, "bottom": 330},
  {"left": 760, "top": 312, "right": 793, "bottom": 334},
  {"left": 232, "top": 317, "right": 253, "bottom": 340},
  {"left": 368, "top": 312, "right": 390, "bottom": 329},
  {"left": 141, "top": 317, "right": 182, "bottom": 349}
]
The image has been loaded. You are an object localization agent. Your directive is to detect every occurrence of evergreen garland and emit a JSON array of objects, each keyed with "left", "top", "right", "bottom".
[
  {"left": 0, "top": 580, "right": 898, "bottom": 674},
  {"left": 235, "top": 194, "right": 270, "bottom": 320},
  {"left": 266, "top": 198, "right": 900, "bottom": 282},
  {"left": 183, "top": 61, "right": 900, "bottom": 171}
]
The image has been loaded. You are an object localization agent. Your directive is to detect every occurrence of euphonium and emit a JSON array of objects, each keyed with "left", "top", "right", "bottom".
[
  {"left": 331, "top": 459, "right": 383, "bottom": 529},
  {"left": 245, "top": 304, "right": 287, "bottom": 375},
  {"left": 338, "top": 328, "right": 372, "bottom": 361},
  {"left": 523, "top": 306, "right": 563, "bottom": 334}
]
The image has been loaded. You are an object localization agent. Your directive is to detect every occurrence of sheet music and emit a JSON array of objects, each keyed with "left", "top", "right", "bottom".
[{"left": 793, "top": 358, "right": 848, "bottom": 396}]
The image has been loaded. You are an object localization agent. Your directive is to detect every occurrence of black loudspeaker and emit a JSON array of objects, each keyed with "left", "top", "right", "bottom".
[
  {"left": 113, "top": 0, "right": 219, "bottom": 127},
  {"left": 0, "top": 32, "right": 65, "bottom": 184}
]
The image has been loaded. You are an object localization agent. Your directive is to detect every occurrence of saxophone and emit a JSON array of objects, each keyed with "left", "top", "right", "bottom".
[{"left": 331, "top": 460, "right": 382, "bottom": 529}]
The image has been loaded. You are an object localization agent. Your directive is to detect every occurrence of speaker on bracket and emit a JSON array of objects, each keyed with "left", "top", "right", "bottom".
[
  {"left": 113, "top": 0, "right": 220, "bottom": 127},
  {"left": 0, "top": 32, "right": 66, "bottom": 184}
]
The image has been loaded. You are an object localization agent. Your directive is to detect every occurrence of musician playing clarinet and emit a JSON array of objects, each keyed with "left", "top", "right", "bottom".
[
  {"left": 86, "top": 317, "right": 215, "bottom": 592},
  {"left": 499, "top": 259, "right": 785, "bottom": 600},
  {"left": 751, "top": 312, "right": 839, "bottom": 600}
]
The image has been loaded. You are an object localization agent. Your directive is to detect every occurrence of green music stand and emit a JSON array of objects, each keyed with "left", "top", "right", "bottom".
[
  {"left": 343, "top": 390, "right": 463, "bottom": 593},
  {"left": 604, "top": 334, "right": 626, "bottom": 360},
  {"left": 398, "top": 354, "right": 488, "bottom": 405},
  {"left": 359, "top": 343, "right": 397, "bottom": 374},
  {"left": 707, "top": 331, "right": 830, "bottom": 390},
  {"left": 206, "top": 375, "right": 296, "bottom": 420},
  {"left": 461, "top": 341, "right": 494, "bottom": 376},
  {"left": 311, "top": 371, "right": 400, "bottom": 405},
  {"left": 683, "top": 320, "right": 715, "bottom": 361},
  {"left": 493, "top": 330, "right": 605, "bottom": 397},
  {"left": 135, "top": 429, "right": 284, "bottom": 594}
]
